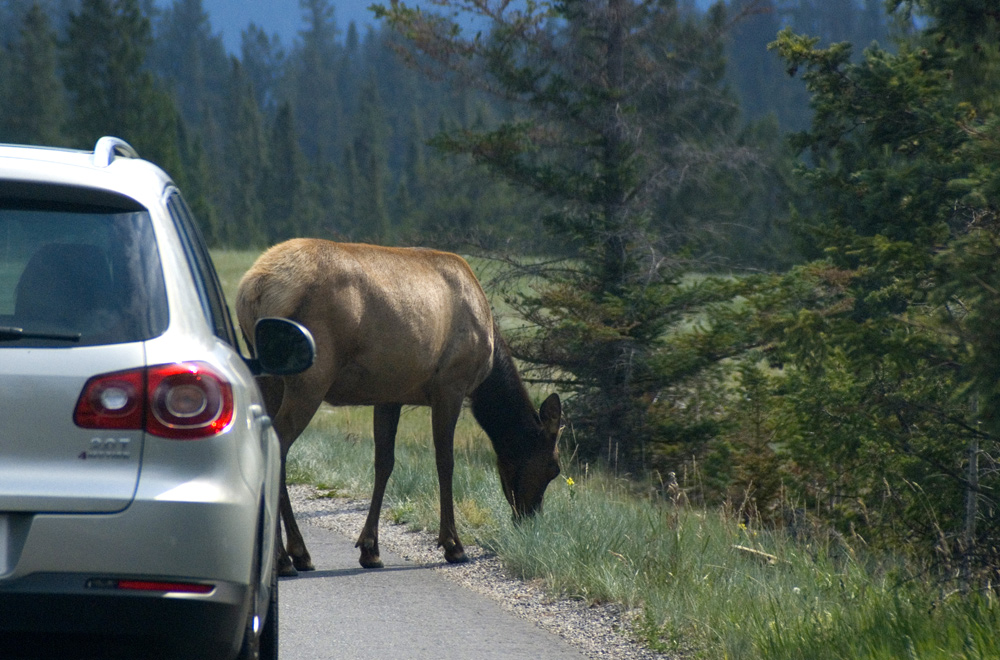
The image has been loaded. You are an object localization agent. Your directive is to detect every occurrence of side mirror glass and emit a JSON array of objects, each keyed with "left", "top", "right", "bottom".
[{"left": 251, "top": 317, "right": 315, "bottom": 376}]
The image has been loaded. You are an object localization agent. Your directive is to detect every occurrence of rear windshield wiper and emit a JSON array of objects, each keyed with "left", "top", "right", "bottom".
[{"left": 0, "top": 326, "right": 82, "bottom": 342}]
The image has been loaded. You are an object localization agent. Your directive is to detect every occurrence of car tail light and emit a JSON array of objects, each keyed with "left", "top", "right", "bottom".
[
  {"left": 74, "top": 370, "right": 145, "bottom": 430},
  {"left": 146, "top": 363, "right": 234, "bottom": 439},
  {"left": 75, "top": 363, "right": 234, "bottom": 440}
]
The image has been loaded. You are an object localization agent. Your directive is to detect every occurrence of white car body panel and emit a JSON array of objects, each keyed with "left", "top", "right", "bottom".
[{"left": 0, "top": 139, "right": 293, "bottom": 660}]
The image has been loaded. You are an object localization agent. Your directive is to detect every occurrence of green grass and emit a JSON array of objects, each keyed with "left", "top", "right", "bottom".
[
  {"left": 214, "top": 248, "right": 999, "bottom": 660},
  {"left": 287, "top": 403, "right": 499, "bottom": 529},
  {"left": 286, "top": 413, "right": 1000, "bottom": 659},
  {"left": 211, "top": 249, "right": 262, "bottom": 300}
]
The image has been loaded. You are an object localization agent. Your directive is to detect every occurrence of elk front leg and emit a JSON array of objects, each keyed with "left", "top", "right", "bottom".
[
  {"left": 279, "top": 457, "right": 315, "bottom": 573},
  {"left": 431, "top": 396, "right": 467, "bottom": 564},
  {"left": 266, "top": 374, "right": 325, "bottom": 577}
]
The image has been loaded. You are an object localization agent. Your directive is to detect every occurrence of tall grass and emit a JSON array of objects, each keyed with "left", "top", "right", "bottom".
[{"left": 286, "top": 405, "right": 1000, "bottom": 660}]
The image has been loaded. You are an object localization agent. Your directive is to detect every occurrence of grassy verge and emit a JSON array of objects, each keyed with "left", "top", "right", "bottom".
[{"left": 287, "top": 405, "right": 999, "bottom": 660}]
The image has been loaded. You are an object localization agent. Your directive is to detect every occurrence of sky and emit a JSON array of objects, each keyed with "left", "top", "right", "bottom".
[
  {"left": 195, "top": 0, "right": 383, "bottom": 52},
  {"left": 189, "top": 0, "right": 716, "bottom": 54}
]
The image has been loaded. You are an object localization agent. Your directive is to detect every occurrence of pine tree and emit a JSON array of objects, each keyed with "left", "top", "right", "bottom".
[
  {"left": 376, "top": 0, "right": 759, "bottom": 465},
  {"left": 339, "top": 142, "right": 362, "bottom": 238},
  {"left": 264, "top": 102, "right": 313, "bottom": 242},
  {"left": 400, "top": 108, "right": 427, "bottom": 210},
  {"left": 289, "top": 0, "right": 343, "bottom": 161},
  {"left": 727, "top": 0, "right": 811, "bottom": 128},
  {"left": 726, "top": 0, "right": 895, "bottom": 131},
  {"left": 1, "top": 3, "right": 66, "bottom": 145},
  {"left": 768, "top": 0, "right": 1000, "bottom": 577},
  {"left": 63, "top": 0, "right": 150, "bottom": 141},
  {"left": 350, "top": 76, "right": 391, "bottom": 241},
  {"left": 148, "top": 0, "right": 228, "bottom": 131},
  {"left": 241, "top": 23, "right": 285, "bottom": 116},
  {"left": 176, "top": 123, "right": 222, "bottom": 244},
  {"left": 221, "top": 59, "right": 268, "bottom": 247},
  {"left": 337, "top": 21, "right": 361, "bottom": 117},
  {"left": 62, "top": 0, "right": 184, "bottom": 173}
]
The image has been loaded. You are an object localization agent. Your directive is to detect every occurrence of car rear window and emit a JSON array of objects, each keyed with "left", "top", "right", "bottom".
[{"left": 0, "top": 195, "right": 168, "bottom": 347}]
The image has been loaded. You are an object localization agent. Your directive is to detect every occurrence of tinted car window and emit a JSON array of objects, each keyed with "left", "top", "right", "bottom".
[
  {"left": 167, "top": 192, "right": 237, "bottom": 347},
  {"left": 0, "top": 202, "right": 168, "bottom": 347}
]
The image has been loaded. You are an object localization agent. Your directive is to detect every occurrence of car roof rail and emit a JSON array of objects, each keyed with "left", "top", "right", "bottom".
[{"left": 93, "top": 136, "right": 140, "bottom": 168}]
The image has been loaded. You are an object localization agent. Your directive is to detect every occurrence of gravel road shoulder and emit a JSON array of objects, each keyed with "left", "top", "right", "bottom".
[{"left": 289, "top": 483, "right": 679, "bottom": 660}]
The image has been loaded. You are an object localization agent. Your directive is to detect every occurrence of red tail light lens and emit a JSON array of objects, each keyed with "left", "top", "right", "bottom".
[
  {"left": 74, "top": 362, "right": 234, "bottom": 440},
  {"left": 147, "top": 363, "right": 233, "bottom": 439},
  {"left": 74, "top": 370, "right": 144, "bottom": 429}
]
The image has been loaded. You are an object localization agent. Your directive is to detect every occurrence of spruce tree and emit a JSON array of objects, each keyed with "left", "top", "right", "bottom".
[
  {"left": 221, "top": 59, "right": 268, "bottom": 247},
  {"left": 148, "top": 0, "right": 228, "bottom": 130},
  {"left": 2, "top": 3, "right": 66, "bottom": 145},
  {"left": 63, "top": 0, "right": 151, "bottom": 140},
  {"left": 768, "top": 0, "right": 1000, "bottom": 577},
  {"left": 62, "top": 0, "right": 183, "bottom": 173},
  {"left": 340, "top": 143, "right": 362, "bottom": 238},
  {"left": 241, "top": 23, "right": 285, "bottom": 116},
  {"left": 289, "top": 0, "right": 343, "bottom": 161},
  {"left": 376, "top": 0, "right": 758, "bottom": 466},
  {"left": 350, "top": 76, "right": 391, "bottom": 241},
  {"left": 264, "top": 102, "right": 313, "bottom": 242}
]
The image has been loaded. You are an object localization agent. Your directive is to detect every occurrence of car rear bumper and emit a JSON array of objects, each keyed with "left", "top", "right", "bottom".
[
  {"left": 0, "top": 573, "right": 249, "bottom": 659},
  {"left": 0, "top": 494, "right": 264, "bottom": 660},
  {"left": 6, "top": 487, "right": 260, "bottom": 583}
]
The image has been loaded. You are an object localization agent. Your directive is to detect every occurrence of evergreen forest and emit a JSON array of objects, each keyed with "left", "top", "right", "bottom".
[{"left": 2, "top": 0, "right": 999, "bottom": 594}]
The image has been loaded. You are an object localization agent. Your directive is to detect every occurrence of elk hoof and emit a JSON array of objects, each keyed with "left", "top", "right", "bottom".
[
  {"left": 445, "top": 550, "right": 468, "bottom": 564},
  {"left": 441, "top": 540, "right": 468, "bottom": 564},
  {"left": 277, "top": 557, "right": 298, "bottom": 578},
  {"left": 357, "top": 537, "right": 383, "bottom": 569},
  {"left": 292, "top": 555, "right": 315, "bottom": 572}
]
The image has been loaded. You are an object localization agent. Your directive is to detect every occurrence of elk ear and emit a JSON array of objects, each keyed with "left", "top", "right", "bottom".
[{"left": 539, "top": 393, "right": 562, "bottom": 440}]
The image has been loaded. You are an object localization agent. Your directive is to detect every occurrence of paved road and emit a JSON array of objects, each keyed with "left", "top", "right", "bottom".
[{"left": 279, "top": 522, "right": 590, "bottom": 660}]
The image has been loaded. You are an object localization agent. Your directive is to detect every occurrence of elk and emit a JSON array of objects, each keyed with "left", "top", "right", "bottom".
[{"left": 236, "top": 238, "right": 561, "bottom": 573}]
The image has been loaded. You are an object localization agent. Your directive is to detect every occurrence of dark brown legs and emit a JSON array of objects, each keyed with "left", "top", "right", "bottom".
[
  {"left": 277, "top": 452, "right": 314, "bottom": 576},
  {"left": 355, "top": 397, "right": 468, "bottom": 569},
  {"left": 262, "top": 374, "right": 324, "bottom": 578},
  {"left": 356, "top": 403, "right": 401, "bottom": 569},
  {"left": 432, "top": 395, "right": 467, "bottom": 564}
]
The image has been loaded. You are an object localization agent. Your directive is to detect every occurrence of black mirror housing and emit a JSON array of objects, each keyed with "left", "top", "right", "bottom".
[{"left": 249, "top": 317, "right": 315, "bottom": 376}]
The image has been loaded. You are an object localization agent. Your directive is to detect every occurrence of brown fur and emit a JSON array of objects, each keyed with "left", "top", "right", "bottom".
[{"left": 237, "top": 239, "right": 561, "bottom": 572}]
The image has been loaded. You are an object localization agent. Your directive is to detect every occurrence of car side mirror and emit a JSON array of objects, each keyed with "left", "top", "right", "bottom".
[{"left": 248, "top": 318, "right": 315, "bottom": 376}]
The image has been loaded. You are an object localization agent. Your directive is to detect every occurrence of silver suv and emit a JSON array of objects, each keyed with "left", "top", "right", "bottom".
[{"left": 0, "top": 137, "right": 313, "bottom": 659}]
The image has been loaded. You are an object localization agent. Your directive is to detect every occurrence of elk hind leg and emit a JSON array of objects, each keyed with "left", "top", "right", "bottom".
[{"left": 356, "top": 403, "right": 401, "bottom": 569}]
